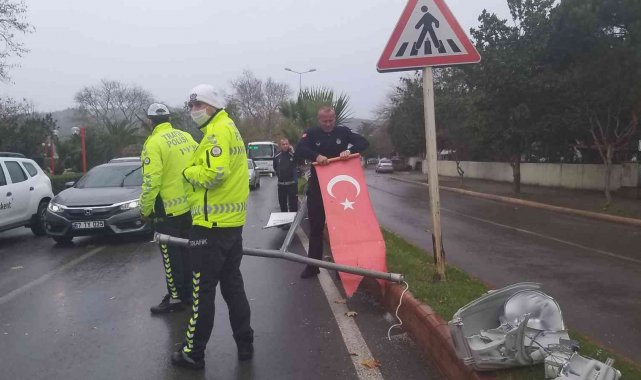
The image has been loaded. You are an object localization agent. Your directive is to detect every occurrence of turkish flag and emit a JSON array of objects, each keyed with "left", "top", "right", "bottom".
[{"left": 315, "top": 155, "right": 387, "bottom": 297}]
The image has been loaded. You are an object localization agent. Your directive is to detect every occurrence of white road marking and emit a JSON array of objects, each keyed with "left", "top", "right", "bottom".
[
  {"left": 442, "top": 207, "right": 641, "bottom": 266},
  {"left": 296, "top": 229, "right": 384, "bottom": 380},
  {"left": 0, "top": 246, "right": 106, "bottom": 305}
]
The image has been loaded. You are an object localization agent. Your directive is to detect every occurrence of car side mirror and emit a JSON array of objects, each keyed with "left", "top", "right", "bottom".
[{"left": 64, "top": 181, "right": 75, "bottom": 188}]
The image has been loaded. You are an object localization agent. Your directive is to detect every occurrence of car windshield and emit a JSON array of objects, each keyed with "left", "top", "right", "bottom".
[
  {"left": 247, "top": 145, "right": 273, "bottom": 159},
  {"left": 74, "top": 164, "right": 143, "bottom": 188}
]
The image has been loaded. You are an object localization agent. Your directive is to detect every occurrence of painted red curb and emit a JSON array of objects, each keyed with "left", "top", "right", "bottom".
[{"left": 361, "top": 278, "right": 496, "bottom": 380}]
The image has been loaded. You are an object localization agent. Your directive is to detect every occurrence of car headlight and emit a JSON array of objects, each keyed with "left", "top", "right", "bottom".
[
  {"left": 119, "top": 200, "right": 140, "bottom": 210},
  {"left": 48, "top": 202, "right": 64, "bottom": 213}
]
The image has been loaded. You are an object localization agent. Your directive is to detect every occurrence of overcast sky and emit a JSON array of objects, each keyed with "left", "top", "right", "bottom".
[{"left": 1, "top": 0, "right": 510, "bottom": 119}]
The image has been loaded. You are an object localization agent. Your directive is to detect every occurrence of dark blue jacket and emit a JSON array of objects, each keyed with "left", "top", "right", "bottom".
[{"left": 295, "top": 125, "right": 369, "bottom": 194}]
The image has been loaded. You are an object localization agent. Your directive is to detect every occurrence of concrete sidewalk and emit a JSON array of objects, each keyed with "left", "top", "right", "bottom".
[{"left": 392, "top": 172, "right": 641, "bottom": 221}]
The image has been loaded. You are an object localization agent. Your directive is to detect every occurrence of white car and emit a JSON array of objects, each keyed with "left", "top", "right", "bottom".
[
  {"left": 0, "top": 153, "right": 54, "bottom": 236},
  {"left": 248, "top": 159, "right": 260, "bottom": 190}
]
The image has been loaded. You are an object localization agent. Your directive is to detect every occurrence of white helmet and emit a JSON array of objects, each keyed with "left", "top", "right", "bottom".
[
  {"left": 188, "top": 84, "right": 225, "bottom": 109},
  {"left": 147, "top": 103, "right": 170, "bottom": 117}
]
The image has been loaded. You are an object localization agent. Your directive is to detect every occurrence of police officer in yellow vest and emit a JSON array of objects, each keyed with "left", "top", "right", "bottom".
[
  {"left": 141, "top": 103, "right": 198, "bottom": 313},
  {"left": 170, "top": 85, "right": 253, "bottom": 370}
]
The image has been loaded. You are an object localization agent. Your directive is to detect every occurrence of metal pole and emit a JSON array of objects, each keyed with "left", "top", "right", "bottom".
[
  {"left": 279, "top": 197, "right": 307, "bottom": 253},
  {"left": 80, "top": 127, "right": 87, "bottom": 173},
  {"left": 423, "top": 67, "right": 446, "bottom": 281},
  {"left": 49, "top": 136, "right": 55, "bottom": 175},
  {"left": 155, "top": 232, "right": 404, "bottom": 284}
]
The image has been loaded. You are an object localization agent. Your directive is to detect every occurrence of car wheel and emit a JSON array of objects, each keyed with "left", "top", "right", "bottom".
[
  {"left": 256, "top": 179, "right": 260, "bottom": 189},
  {"left": 53, "top": 235, "right": 73, "bottom": 244},
  {"left": 30, "top": 201, "right": 48, "bottom": 236}
]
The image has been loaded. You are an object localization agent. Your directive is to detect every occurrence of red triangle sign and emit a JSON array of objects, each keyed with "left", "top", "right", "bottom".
[{"left": 377, "top": 0, "right": 481, "bottom": 72}]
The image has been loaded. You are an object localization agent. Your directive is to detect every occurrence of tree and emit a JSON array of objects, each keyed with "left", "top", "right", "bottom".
[
  {"left": 280, "top": 87, "right": 352, "bottom": 145},
  {"left": 545, "top": 0, "right": 641, "bottom": 206},
  {"left": 0, "top": 97, "right": 57, "bottom": 161},
  {"left": 379, "top": 73, "right": 425, "bottom": 157},
  {"left": 228, "top": 70, "right": 292, "bottom": 140},
  {"left": 0, "top": 0, "right": 33, "bottom": 81},
  {"left": 466, "top": 0, "right": 556, "bottom": 193},
  {"left": 74, "top": 79, "right": 154, "bottom": 159}
]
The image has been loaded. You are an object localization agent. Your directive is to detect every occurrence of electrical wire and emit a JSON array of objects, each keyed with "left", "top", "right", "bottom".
[{"left": 387, "top": 281, "right": 410, "bottom": 341}]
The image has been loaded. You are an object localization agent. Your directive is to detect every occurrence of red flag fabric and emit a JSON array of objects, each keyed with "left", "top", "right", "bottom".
[{"left": 315, "top": 155, "right": 387, "bottom": 297}]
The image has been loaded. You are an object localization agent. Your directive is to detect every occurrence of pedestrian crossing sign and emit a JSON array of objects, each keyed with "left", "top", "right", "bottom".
[{"left": 377, "top": 0, "right": 481, "bottom": 72}]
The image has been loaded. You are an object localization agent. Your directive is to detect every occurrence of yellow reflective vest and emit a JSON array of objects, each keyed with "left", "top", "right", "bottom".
[
  {"left": 182, "top": 110, "right": 248, "bottom": 228},
  {"left": 140, "top": 122, "right": 198, "bottom": 218}
]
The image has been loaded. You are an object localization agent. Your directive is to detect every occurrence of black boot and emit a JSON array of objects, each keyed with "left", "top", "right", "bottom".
[
  {"left": 171, "top": 350, "right": 205, "bottom": 370},
  {"left": 300, "top": 266, "right": 320, "bottom": 279},
  {"left": 150, "top": 294, "right": 184, "bottom": 314},
  {"left": 237, "top": 341, "right": 254, "bottom": 361}
]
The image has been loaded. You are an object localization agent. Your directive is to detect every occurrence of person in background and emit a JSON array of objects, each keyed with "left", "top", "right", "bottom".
[{"left": 273, "top": 138, "right": 298, "bottom": 229}]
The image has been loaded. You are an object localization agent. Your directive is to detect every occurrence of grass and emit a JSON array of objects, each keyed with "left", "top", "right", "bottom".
[{"left": 383, "top": 229, "right": 641, "bottom": 380}]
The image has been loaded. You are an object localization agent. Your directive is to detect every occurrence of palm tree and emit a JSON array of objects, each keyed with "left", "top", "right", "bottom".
[{"left": 280, "top": 87, "right": 352, "bottom": 144}]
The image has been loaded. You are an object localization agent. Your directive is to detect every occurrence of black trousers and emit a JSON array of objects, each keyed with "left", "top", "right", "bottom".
[
  {"left": 154, "top": 212, "right": 192, "bottom": 301},
  {"left": 306, "top": 190, "right": 326, "bottom": 261},
  {"left": 278, "top": 183, "right": 298, "bottom": 212},
  {"left": 183, "top": 226, "right": 253, "bottom": 361}
]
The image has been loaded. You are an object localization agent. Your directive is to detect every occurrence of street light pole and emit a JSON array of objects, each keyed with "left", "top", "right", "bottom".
[{"left": 284, "top": 67, "right": 317, "bottom": 94}]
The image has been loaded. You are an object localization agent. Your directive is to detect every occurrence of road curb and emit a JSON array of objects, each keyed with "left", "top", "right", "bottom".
[
  {"left": 390, "top": 176, "right": 641, "bottom": 228},
  {"left": 361, "top": 279, "right": 495, "bottom": 380}
]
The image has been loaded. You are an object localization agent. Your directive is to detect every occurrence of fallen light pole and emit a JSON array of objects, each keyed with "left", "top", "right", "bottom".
[
  {"left": 155, "top": 193, "right": 404, "bottom": 284},
  {"left": 156, "top": 232, "right": 404, "bottom": 284}
]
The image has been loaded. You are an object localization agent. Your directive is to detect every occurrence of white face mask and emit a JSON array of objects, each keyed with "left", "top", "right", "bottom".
[{"left": 190, "top": 109, "right": 210, "bottom": 126}]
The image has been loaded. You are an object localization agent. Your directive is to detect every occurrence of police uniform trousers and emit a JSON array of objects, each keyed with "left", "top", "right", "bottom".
[
  {"left": 154, "top": 212, "right": 192, "bottom": 302},
  {"left": 183, "top": 225, "right": 254, "bottom": 361},
  {"left": 278, "top": 183, "right": 298, "bottom": 212},
  {"left": 306, "top": 190, "right": 326, "bottom": 261}
]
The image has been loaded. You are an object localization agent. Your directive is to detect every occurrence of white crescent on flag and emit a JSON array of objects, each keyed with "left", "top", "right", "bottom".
[{"left": 326, "top": 175, "right": 361, "bottom": 198}]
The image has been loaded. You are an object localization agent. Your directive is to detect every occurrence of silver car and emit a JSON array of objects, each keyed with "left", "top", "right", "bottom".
[
  {"left": 375, "top": 159, "right": 394, "bottom": 173},
  {"left": 248, "top": 159, "right": 260, "bottom": 190}
]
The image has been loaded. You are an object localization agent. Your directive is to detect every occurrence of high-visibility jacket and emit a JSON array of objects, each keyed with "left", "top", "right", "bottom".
[
  {"left": 140, "top": 122, "right": 198, "bottom": 218},
  {"left": 182, "top": 110, "right": 248, "bottom": 228}
]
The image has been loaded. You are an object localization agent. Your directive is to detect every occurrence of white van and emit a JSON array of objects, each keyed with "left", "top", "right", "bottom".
[
  {"left": 0, "top": 153, "right": 54, "bottom": 235},
  {"left": 247, "top": 141, "right": 278, "bottom": 176}
]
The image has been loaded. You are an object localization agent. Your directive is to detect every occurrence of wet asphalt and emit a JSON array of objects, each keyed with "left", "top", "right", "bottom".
[
  {"left": 366, "top": 170, "right": 641, "bottom": 364},
  {"left": 0, "top": 176, "right": 439, "bottom": 380}
]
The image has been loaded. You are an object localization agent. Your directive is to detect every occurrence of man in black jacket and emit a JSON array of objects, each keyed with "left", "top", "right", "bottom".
[
  {"left": 273, "top": 138, "right": 298, "bottom": 217},
  {"left": 294, "top": 106, "right": 369, "bottom": 279}
]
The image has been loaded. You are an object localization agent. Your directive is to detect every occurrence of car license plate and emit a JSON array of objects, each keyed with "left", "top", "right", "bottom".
[{"left": 72, "top": 221, "right": 105, "bottom": 229}]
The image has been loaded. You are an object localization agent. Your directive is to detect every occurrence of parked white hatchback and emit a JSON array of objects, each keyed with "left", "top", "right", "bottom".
[{"left": 0, "top": 153, "right": 54, "bottom": 236}]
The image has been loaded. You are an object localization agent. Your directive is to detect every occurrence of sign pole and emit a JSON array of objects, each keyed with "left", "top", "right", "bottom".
[
  {"left": 423, "top": 66, "right": 446, "bottom": 281},
  {"left": 377, "top": 0, "right": 482, "bottom": 282}
]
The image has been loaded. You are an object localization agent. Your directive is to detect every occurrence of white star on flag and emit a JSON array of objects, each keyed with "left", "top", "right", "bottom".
[{"left": 340, "top": 198, "right": 355, "bottom": 210}]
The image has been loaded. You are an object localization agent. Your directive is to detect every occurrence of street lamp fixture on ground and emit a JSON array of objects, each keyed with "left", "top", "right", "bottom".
[{"left": 284, "top": 67, "right": 317, "bottom": 93}]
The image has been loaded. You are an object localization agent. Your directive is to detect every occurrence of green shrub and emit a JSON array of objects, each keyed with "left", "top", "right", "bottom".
[{"left": 48, "top": 173, "right": 84, "bottom": 195}]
